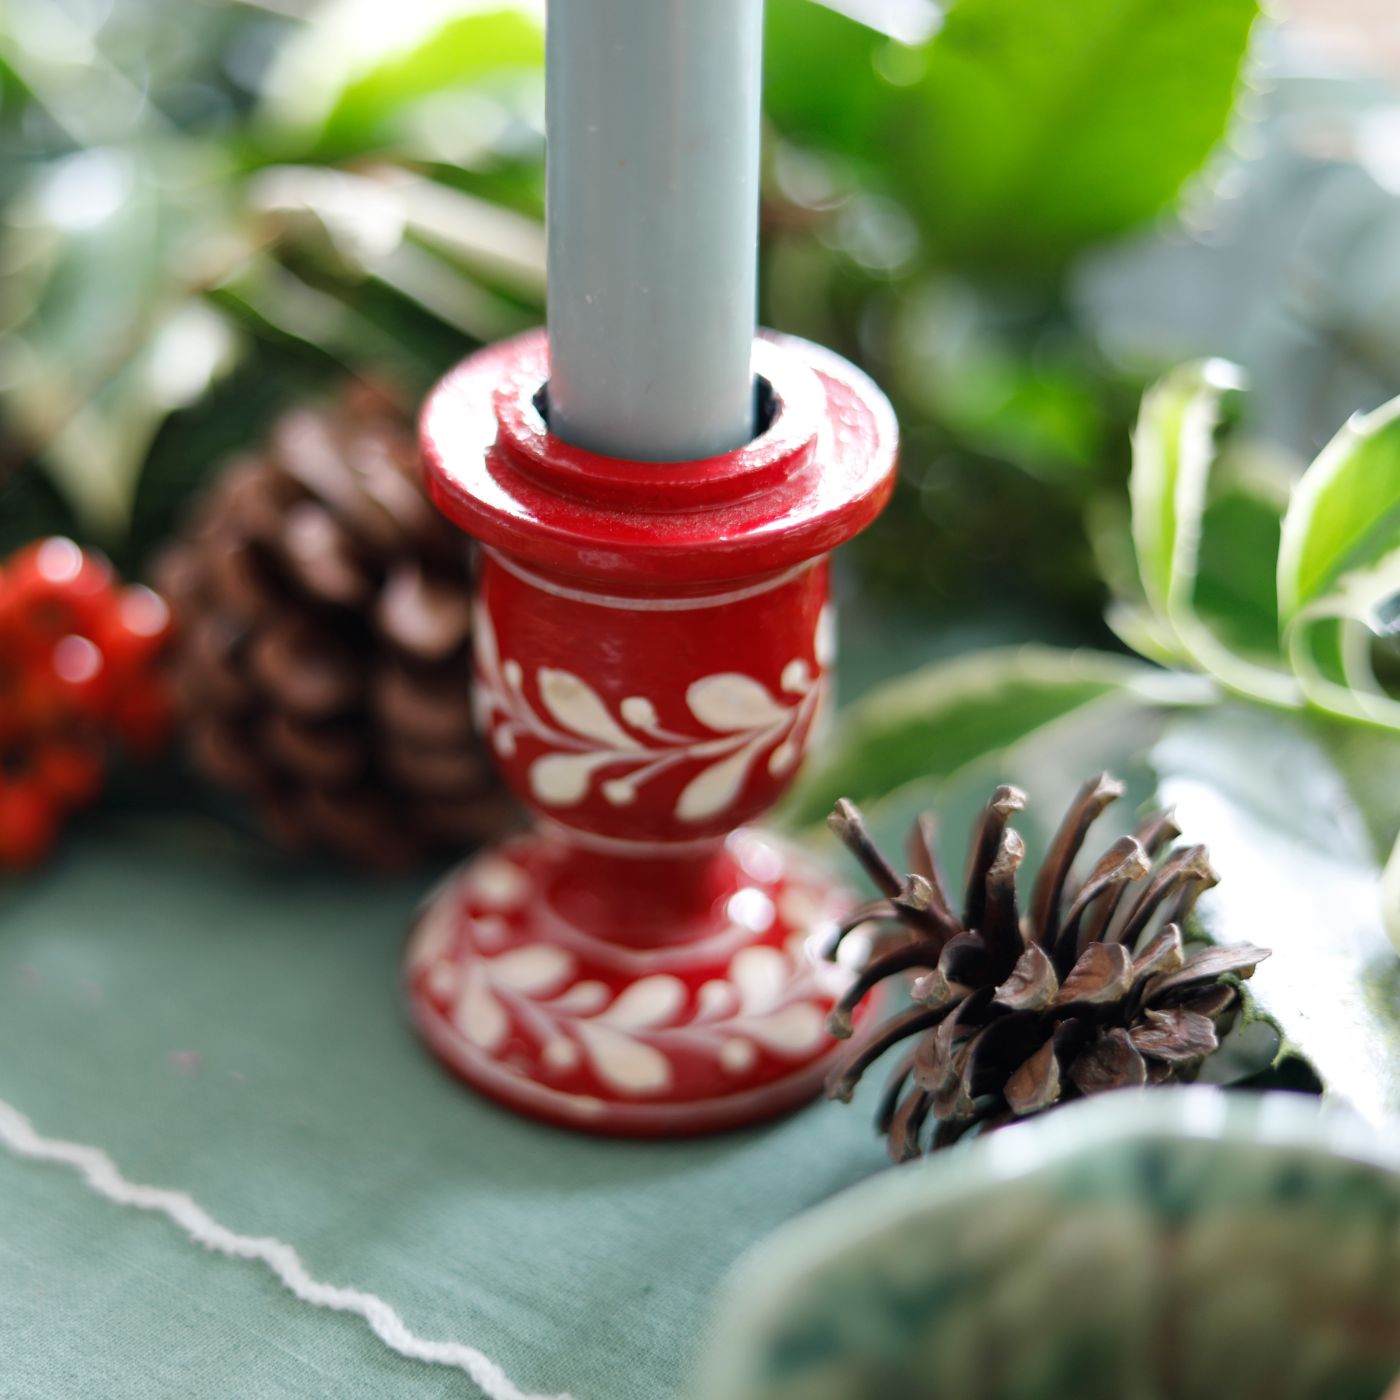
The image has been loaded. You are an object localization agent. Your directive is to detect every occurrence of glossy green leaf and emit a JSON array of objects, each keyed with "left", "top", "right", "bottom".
[
  {"left": 258, "top": 4, "right": 543, "bottom": 161},
  {"left": 763, "top": 0, "right": 903, "bottom": 159},
  {"left": 1278, "top": 396, "right": 1400, "bottom": 624},
  {"left": 786, "top": 645, "right": 1192, "bottom": 826},
  {"left": 1274, "top": 397, "right": 1400, "bottom": 731},
  {"left": 1129, "top": 358, "right": 1240, "bottom": 620},
  {"left": 319, "top": 10, "right": 543, "bottom": 160},
  {"left": 1193, "top": 488, "right": 1287, "bottom": 661},
  {"left": 901, "top": 0, "right": 1259, "bottom": 270},
  {"left": 1124, "top": 361, "right": 1300, "bottom": 706}
]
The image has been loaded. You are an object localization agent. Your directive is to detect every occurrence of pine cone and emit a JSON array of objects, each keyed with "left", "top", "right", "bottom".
[
  {"left": 155, "top": 383, "right": 516, "bottom": 869},
  {"left": 824, "top": 773, "right": 1271, "bottom": 1160}
]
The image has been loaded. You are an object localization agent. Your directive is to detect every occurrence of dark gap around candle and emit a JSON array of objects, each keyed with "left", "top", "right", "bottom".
[{"left": 533, "top": 376, "right": 777, "bottom": 457}]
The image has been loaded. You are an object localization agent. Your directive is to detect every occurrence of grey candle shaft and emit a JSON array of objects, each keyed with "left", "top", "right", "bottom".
[{"left": 545, "top": 0, "right": 763, "bottom": 463}]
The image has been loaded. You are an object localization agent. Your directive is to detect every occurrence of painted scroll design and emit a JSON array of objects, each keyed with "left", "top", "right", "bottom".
[
  {"left": 472, "top": 599, "right": 834, "bottom": 823},
  {"left": 410, "top": 854, "right": 838, "bottom": 1098}
]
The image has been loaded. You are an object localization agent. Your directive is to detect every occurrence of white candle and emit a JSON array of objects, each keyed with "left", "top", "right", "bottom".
[{"left": 545, "top": 0, "right": 763, "bottom": 463}]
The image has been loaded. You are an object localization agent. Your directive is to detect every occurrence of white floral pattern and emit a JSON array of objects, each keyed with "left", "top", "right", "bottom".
[
  {"left": 413, "top": 853, "right": 840, "bottom": 1099},
  {"left": 472, "top": 600, "right": 833, "bottom": 822}
]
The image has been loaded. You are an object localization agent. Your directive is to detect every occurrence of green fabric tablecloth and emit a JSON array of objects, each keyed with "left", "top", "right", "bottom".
[{"left": 0, "top": 829, "right": 887, "bottom": 1399}]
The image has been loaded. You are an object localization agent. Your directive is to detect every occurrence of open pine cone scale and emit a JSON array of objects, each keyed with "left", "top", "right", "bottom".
[{"left": 824, "top": 773, "right": 1271, "bottom": 1160}]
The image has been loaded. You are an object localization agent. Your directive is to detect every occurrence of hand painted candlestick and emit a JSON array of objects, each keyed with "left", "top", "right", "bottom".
[
  {"left": 404, "top": 0, "right": 898, "bottom": 1133},
  {"left": 405, "top": 330, "right": 898, "bottom": 1134}
]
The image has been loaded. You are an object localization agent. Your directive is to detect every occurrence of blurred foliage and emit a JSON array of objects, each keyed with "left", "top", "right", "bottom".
[
  {"left": 765, "top": 0, "right": 1258, "bottom": 271},
  {"left": 4, "top": 0, "right": 1400, "bottom": 668},
  {"left": 759, "top": 0, "right": 1264, "bottom": 640},
  {"left": 0, "top": 0, "right": 1267, "bottom": 633}
]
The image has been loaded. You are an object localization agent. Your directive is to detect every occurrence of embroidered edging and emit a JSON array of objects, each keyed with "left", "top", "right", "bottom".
[{"left": 0, "top": 1098, "right": 574, "bottom": 1400}]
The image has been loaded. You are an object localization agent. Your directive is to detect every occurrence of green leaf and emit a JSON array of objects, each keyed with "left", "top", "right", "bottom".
[
  {"left": 901, "top": 0, "right": 1259, "bottom": 270},
  {"left": 0, "top": 143, "right": 241, "bottom": 535},
  {"left": 29, "top": 302, "right": 240, "bottom": 540},
  {"left": 1124, "top": 360, "right": 1299, "bottom": 706},
  {"left": 763, "top": 0, "right": 900, "bottom": 159},
  {"left": 1150, "top": 705, "right": 1400, "bottom": 1121},
  {"left": 258, "top": 5, "right": 543, "bottom": 161},
  {"left": 1130, "top": 358, "right": 1240, "bottom": 620},
  {"left": 1193, "top": 488, "right": 1286, "bottom": 661},
  {"left": 1275, "top": 397, "right": 1400, "bottom": 731},
  {"left": 1385, "top": 830, "right": 1400, "bottom": 958},
  {"left": 787, "top": 644, "right": 1197, "bottom": 826},
  {"left": 321, "top": 10, "right": 542, "bottom": 159},
  {"left": 1278, "top": 396, "right": 1400, "bottom": 624},
  {"left": 892, "top": 279, "right": 1105, "bottom": 480}
]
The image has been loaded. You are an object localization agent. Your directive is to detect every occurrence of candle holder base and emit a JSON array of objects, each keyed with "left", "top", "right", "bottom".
[{"left": 405, "top": 826, "right": 861, "bottom": 1136}]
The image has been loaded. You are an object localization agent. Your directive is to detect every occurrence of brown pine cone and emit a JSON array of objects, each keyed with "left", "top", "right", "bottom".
[
  {"left": 824, "top": 774, "right": 1271, "bottom": 1159},
  {"left": 154, "top": 382, "right": 517, "bottom": 869}
]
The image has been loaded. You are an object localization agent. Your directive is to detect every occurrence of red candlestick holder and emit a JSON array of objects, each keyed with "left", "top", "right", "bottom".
[{"left": 404, "top": 329, "right": 897, "bottom": 1135}]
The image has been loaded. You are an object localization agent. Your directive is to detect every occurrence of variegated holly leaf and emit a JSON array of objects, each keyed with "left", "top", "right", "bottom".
[
  {"left": 1125, "top": 359, "right": 1298, "bottom": 707},
  {"left": 1277, "top": 396, "right": 1400, "bottom": 733},
  {"left": 785, "top": 644, "right": 1212, "bottom": 826}
]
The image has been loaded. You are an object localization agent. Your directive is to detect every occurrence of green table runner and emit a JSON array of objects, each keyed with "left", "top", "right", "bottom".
[{"left": 0, "top": 831, "right": 887, "bottom": 1399}]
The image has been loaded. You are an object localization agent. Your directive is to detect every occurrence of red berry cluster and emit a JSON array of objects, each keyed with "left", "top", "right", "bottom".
[{"left": 0, "top": 537, "right": 174, "bottom": 869}]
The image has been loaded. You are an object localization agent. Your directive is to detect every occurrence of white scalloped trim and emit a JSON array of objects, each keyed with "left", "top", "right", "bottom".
[{"left": 0, "top": 1098, "right": 572, "bottom": 1400}]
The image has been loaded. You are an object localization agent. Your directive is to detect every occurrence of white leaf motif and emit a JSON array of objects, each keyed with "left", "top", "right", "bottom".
[
  {"left": 545, "top": 980, "right": 611, "bottom": 1014},
  {"left": 454, "top": 965, "right": 508, "bottom": 1052},
  {"left": 686, "top": 673, "right": 790, "bottom": 732},
  {"left": 742, "top": 1002, "right": 826, "bottom": 1054},
  {"left": 815, "top": 604, "right": 837, "bottom": 668},
  {"left": 529, "top": 751, "right": 618, "bottom": 806},
  {"left": 537, "top": 669, "right": 639, "bottom": 748},
  {"left": 620, "top": 695, "right": 658, "bottom": 729},
  {"left": 675, "top": 734, "right": 768, "bottom": 822},
  {"left": 486, "top": 944, "right": 574, "bottom": 994},
  {"left": 464, "top": 855, "right": 530, "bottom": 909},
  {"left": 730, "top": 944, "right": 788, "bottom": 1015},
  {"left": 574, "top": 1020, "right": 672, "bottom": 1093},
  {"left": 780, "top": 659, "right": 811, "bottom": 694},
  {"left": 768, "top": 739, "right": 798, "bottom": 775},
  {"left": 598, "top": 974, "right": 687, "bottom": 1029}
]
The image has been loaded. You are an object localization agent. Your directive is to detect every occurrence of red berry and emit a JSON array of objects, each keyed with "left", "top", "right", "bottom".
[
  {"left": 0, "top": 539, "right": 175, "bottom": 868},
  {"left": 94, "top": 584, "right": 172, "bottom": 684},
  {"left": 4, "top": 538, "right": 114, "bottom": 658},
  {"left": 44, "top": 633, "right": 111, "bottom": 723},
  {"left": 33, "top": 734, "right": 106, "bottom": 810},
  {"left": 110, "top": 675, "right": 174, "bottom": 756},
  {"left": 0, "top": 776, "right": 59, "bottom": 869}
]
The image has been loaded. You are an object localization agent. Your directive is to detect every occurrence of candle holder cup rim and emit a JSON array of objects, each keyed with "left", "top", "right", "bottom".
[{"left": 420, "top": 328, "right": 899, "bottom": 589}]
